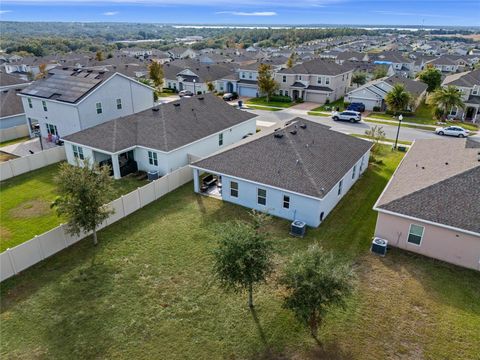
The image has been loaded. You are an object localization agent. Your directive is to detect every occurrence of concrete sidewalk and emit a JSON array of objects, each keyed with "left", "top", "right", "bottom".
[{"left": 0, "top": 137, "right": 58, "bottom": 157}]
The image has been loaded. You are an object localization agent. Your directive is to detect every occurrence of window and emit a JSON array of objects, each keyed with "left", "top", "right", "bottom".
[
  {"left": 284, "top": 90, "right": 288, "bottom": 96},
  {"left": 342, "top": 74, "right": 345, "bottom": 81},
  {"left": 257, "top": 188, "right": 267, "bottom": 206},
  {"left": 96, "top": 102, "right": 102, "bottom": 114},
  {"left": 116, "top": 98, "right": 122, "bottom": 110},
  {"left": 359, "top": 155, "right": 364, "bottom": 172},
  {"left": 218, "top": 133, "right": 224, "bottom": 146},
  {"left": 320, "top": 212, "right": 324, "bottom": 222},
  {"left": 407, "top": 224, "right": 424, "bottom": 246},
  {"left": 317, "top": 77, "right": 322, "bottom": 84},
  {"left": 72, "top": 145, "right": 84, "bottom": 160},
  {"left": 249, "top": 72, "right": 253, "bottom": 79},
  {"left": 148, "top": 151, "right": 158, "bottom": 166},
  {"left": 352, "top": 165, "right": 356, "bottom": 179},
  {"left": 338, "top": 179, "right": 343, "bottom": 196},
  {"left": 283, "top": 195, "right": 290, "bottom": 209},
  {"left": 325, "top": 77, "right": 330, "bottom": 85},
  {"left": 45, "top": 123, "right": 58, "bottom": 136},
  {"left": 279, "top": 90, "right": 283, "bottom": 96},
  {"left": 241, "top": 72, "right": 246, "bottom": 79},
  {"left": 27, "top": 98, "right": 33, "bottom": 109},
  {"left": 282, "top": 75, "right": 286, "bottom": 83},
  {"left": 297, "top": 75, "right": 302, "bottom": 80},
  {"left": 42, "top": 100, "right": 47, "bottom": 112},
  {"left": 230, "top": 181, "right": 238, "bottom": 198}
]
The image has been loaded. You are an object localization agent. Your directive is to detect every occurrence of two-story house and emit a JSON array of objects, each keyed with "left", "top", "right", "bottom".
[
  {"left": 19, "top": 67, "right": 155, "bottom": 139},
  {"left": 370, "top": 51, "right": 415, "bottom": 77},
  {"left": 275, "top": 59, "right": 353, "bottom": 103},
  {"left": 443, "top": 69, "right": 480, "bottom": 123}
]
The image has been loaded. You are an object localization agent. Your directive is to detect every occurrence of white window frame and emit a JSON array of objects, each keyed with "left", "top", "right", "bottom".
[
  {"left": 352, "top": 165, "right": 356, "bottom": 179},
  {"left": 282, "top": 75, "right": 286, "bottom": 83},
  {"left": 325, "top": 77, "right": 330, "bottom": 85},
  {"left": 230, "top": 181, "right": 238, "bottom": 198},
  {"left": 116, "top": 98, "right": 122, "bottom": 110},
  {"left": 27, "top": 98, "right": 33, "bottom": 108},
  {"left": 72, "top": 145, "right": 84, "bottom": 160},
  {"left": 407, "top": 224, "right": 425, "bottom": 246},
  {"left": 317, "top": 77, "right": 322, "bottom": 84},
  {"left": 338, "top": 179, "right": 343, "bottom": 196},
  {"left": 45, "top": 123, "right": 58, "bottom": 136},
  {"left": 283, "top": 195, "right": 290, "bottom": 209},
  {"left": 42, "top": 100, "right": 47, "bottom": 112},
  {"left": 96, "top": 102, "right": 103, "bottom": 114},
  {"left": 148, "top": 151, "right": 158, "bottom": 166},
  {"left": 218, "top": 133, "right": 224, "bottom": 146},
  {"left": 257, "top": 188, "right": 267, "bottom": 206}
]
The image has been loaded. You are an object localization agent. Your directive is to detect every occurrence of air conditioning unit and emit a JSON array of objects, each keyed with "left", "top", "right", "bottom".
[
  {"left": 371, "top": 237, "right": 388, "bottom": 256},
  {"left": 147, "top": 171, "right": 160, "bottom": 181},
  {"left": 290, "top": 220, "right": 306, "bottom": 238}
]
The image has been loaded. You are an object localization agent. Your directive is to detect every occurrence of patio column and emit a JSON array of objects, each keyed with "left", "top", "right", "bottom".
[
  {"left": 193, "top": 168, "right": 200, "bottom": 193},
  {"left": 111, "top": 154, "right": 121, "bottom": 179}
]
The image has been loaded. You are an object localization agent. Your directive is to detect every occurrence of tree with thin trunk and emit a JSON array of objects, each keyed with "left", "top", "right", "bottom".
[
  {"left": 287, "top": 52, "right": 296, "bottom": 68},
  {"left": 148, "top": 60, "right": 164, "bottom": 94},
  {"left": 351, "top": 72, "right": 367, "bottom": 87},
  {"left": 95, "top": 51, "right": 104, "bottom": 62},
  {"left": 206, "top": 81, "right": 215, "bottom": 92},
  {"left": 212, "top": 212, "right": 274, "bottom": 308},
  {"left": 364, "top": 125, "right": 386, "bottom": 154},
  {"left": 35, "top": 63, "right": 48, "bottom": 80},
  {"left": 418, "top": 66, "right": 442, "bottom": 93},
  {"left": 430, "top": 85, "right": 465, "bottom": 120},
  {"left": 385, "top": 83, "right": 412, "bottom": 113},
  {"left": 52, "top": 160, "right": 115, "bottom": 246},
  {"left": 257, "top": 63, "right": 279, "bottom": 102},
  {"left": 280, "top": 245, "right": 355, "bottom": 342}
]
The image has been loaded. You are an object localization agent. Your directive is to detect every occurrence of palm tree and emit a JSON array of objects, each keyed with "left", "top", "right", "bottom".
[
  {"left": 385, "top": 83, "right": 412, "bottom": 114},
  {"left": 430, "top": 86, "right": 465, "bottom": 119}
]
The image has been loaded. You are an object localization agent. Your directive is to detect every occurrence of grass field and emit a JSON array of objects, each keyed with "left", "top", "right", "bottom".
[
  {"left": 246, "top": 105, "right": 282, "bottom": 111},
  {"left": 2, "top": 147, "right": 479, "bottom": 359},
  {"left": 0, "top": 163, "right": 148, "bottom": 251},
  {"left": 246, "top": 96, "right": 294, "bottom": 108}
]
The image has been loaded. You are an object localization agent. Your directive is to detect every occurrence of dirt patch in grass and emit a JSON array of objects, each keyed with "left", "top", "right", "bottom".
[
  {"left": 0, "top": 226, "right": 12, "bottom": 240},
  {"left": 9, "top": 199, "right": 51, "bottom": 219}
]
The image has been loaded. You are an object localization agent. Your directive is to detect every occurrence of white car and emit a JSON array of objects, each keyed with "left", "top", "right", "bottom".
[
  {"left": 332, "top": 111, "right": 362, "bottom": 123},
  {"left": 435, "top": 126, "right": 470, "bottom": 138}
]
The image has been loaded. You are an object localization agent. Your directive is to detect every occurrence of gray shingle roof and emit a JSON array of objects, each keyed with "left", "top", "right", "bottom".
[
  {"left": 278, "top": 59, "right": 351, "bottom": 76},
  {"left": 64, "top": 93, "right": 257, "bottom": 153},
  {"left": 385, "top": 75, "right": 428, "bottom": 96},
  {"left": 0, "top": 88, "right": 24, "bottom": 118},
  {"left": 0, "top": 72, "right": 29, "bottom": 88},
  {"left": 193, "top": 119, "right": 372, "bottom": 198}
]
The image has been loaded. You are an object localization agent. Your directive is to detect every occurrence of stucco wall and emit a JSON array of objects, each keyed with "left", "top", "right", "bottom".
[{"left": 374, "top": 212, "right": 480, "bottom": 271}]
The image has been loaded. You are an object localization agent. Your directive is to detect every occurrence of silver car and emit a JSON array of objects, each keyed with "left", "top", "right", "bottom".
[
  {"left": 332, "top": 111, "right": 362, "bottom": 123},
  {"left": 435, "top": 126, "right": 470, "bottom": 138}
]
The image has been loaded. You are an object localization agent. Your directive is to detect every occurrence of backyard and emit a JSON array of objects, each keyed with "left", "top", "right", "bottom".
[
  {"left": 0, "top": 163, "right": 148, "bottom": 251},
  {"left": 1, "top": 146, "right": 479, "bottom": 359}
]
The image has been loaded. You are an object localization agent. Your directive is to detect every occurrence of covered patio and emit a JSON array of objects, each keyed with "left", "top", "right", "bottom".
[
  {"left": 95, "top": 149, "right": 138, "bottom": 179},
  {"left": 192, "top": 168, "right": 222, "bottom": 199}
]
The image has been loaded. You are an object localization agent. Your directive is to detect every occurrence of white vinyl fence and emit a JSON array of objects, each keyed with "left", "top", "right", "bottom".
[
  {"left": 0, "top": 165, "right": 193, "bottom": 282},
  {"left": 0, "top": 124, "right": 29, "bottom": 143},
  {"left": 0, "top": 146, "right": 66, "bottom": 181}
]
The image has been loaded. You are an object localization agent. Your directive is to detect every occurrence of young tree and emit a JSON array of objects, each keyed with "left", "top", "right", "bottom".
[
  {"left": 418, "top": 67, "right": 442, "bottom": 92},
  {"left": 212, "top": 214, "right": 274, "bottom": 308},
  {"left": 287, "top": 52, "right": 296, "bottom": 68},
  {"left": 364, "top": 125, "right": 386, "bottom": 154},
  {"left": 430, "top": 85, "right": 465, "bottom": 120},
  {"left": 206, "top": 81, "right": 215, "bottom": 92},
  {"left": 280, "top": 245, "right": 355, "bottom": 341},
  {"left": 385, "top": 83, "right": 412, "bottom": 113},
  {"left": 95, "top": 51, "right": 104, "bottom": 61},
  {"left": 351, "top": 72, "right": 367, "bottom": 87},
  {"left": 35, "top": 63, "right": 48, "bottom": 80},
  {"left": 373, "top": 65, "right": 388, "bottom": 79},
  {"left": 52, "top": 160, "right": 115, "bottom": 246},
  {"left": 148, "top": 60, "right": 164, "bottom": 91},
  {"left": 257, "top": 63, "right": 279, "bottom": 102}
]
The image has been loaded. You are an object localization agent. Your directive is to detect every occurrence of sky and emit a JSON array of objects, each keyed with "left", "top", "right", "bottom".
[{"left": 0, "top": 0, "right": 479, "bottom": 27}]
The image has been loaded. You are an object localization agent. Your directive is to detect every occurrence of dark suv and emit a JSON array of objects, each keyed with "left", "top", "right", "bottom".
[{"left": 347, "top": 102, "right": 365, "bottom": 112}]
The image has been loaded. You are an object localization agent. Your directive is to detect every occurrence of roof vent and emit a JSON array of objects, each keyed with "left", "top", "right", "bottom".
[
  {"left": 290, "top": 130, "right": 297, "bottom": 135},
  {"left": 274, "top": 133, "right": 284, "bottom": 139},
  {"left": 152, "top": 107, "right": 160, "bottom": 112},
  {"left": 300, "top": 124, "right": 307, "bottom": 129},
  {"left": 274, "top": 127, "right": 281, "bottom": 132},
  {"left": 173, "top": 103, "right": 180, "bottom": 107},
  {"left": 445, "top": 162, "right": 449, "bottom": 165}
]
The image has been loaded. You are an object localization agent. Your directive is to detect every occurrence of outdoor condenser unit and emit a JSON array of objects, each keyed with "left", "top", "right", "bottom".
[
  {"left": 290, "top": 220, "right": 307, "bottom": 238},
  {"left": 147, "top": 171, "right": 160, "bottom": 181},
  {"left": 371, "top": 238, "right": 388, "bottom": 256}
]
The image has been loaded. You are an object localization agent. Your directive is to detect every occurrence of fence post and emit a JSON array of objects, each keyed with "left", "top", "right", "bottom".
[
  {"left": 35, "top": 235, "right": 46, "bottom": 260},
  {"left": 6, "top": 248, "right": 17, "bottom": 275},
  {"left": 121, "top": 195, "right": 126, "bottom": 216}
]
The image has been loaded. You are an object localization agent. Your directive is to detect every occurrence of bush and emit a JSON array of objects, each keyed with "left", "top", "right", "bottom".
[
  {"left": 269, "top": 95, "right": 292, "bottom": 103},
  {"left": 295, "top": 98, "right": 304, "bottom": 103},
  {"left": 162, "top": 88, "right": 175, "bottom": 93},
  {"left": 372, "top": 106, "right": 381, "bottom": 112},
  {"left": 385, "top": 109, "right": 414, "bottom": 117},
  {"left": 325, "top": 99, "right": 330, "bottom": 105}
]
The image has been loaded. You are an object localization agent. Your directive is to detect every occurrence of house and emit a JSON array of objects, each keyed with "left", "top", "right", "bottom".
[
  {"left": 345, "top": 75, "right": 427, "bottom": 111},
  {"left": 19, "top": 67, "right": 155, "bottom": 138},
  {"left": 0, "top": 72, "right": 31, "bottom": 131},
  {"left": 191, "top": 119, "right": 372, "bottom": 227},
  {"left": 373, "top": 138, "right": 480, "bottom": 271},
  {"left": 167, "top": 47, "right": 197, "bottom": 60},
  {"left": 333, "top": 51, "right": 369, "bottom": 64},
  {"left": 370, "top": 51, "right": 415, "bottom": 77},
  {"left": 443, "top": 69, "right": 480, "bottom": 123},
  {"left": 275, "top": 59, "right": 354, "bottom": 103},
  {"left": 63, "top": 94, "right": 257, "bottom": 179}
]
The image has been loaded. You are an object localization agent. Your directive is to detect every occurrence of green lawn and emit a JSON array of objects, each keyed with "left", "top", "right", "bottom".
[
  {"left": 2, "top": 147, "right": 479, "bottom": 359},
  {"left": 311, "top": 97, "right": 345, "bottom": 112},
  {"left": 0, "top": 137, "right": 30, "bottom": 148},
  {"left": 0, "top": 163, "right": 148, "bottom": 251},
  {"left": 365, "top": 119, "right": 435, "bottom": 131},
  {"left": 246, "top": 105, "right": 283, "bottom": 112},
  {"left": 246, "top": 96, "right": 293, "bottom": 108}
]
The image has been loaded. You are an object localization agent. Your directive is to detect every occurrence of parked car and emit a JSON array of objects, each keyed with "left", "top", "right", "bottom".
[
  {"left": 179, "top": 90, "right": 194, "bottom": 97},
  {"left": 222, "top": 92, "right": 238, "bottom": 101},
  {"left": 435, "top": 126, "right": 470, "bottom": 138},
  {"left": 347, "top": 102, "right": 365, "bottom": 112},
  {"left": 332, "top": 111, "right": 362, "bottom": 123}
]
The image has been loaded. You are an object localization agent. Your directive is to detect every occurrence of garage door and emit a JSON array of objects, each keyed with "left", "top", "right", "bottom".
[
  {"left": 348, "top": 97, "right": 378, "bottom": 111},
  {"left": 238, "top": 86, "right": 258, "bottom": 97},
  {"left": 305, "top": 92, "right": 327, "bottom": 103}
]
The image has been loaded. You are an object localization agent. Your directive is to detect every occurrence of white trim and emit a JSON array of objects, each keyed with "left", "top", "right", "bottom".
[{"left": 407, "top": 223, "right": 425, "bottom": 246}]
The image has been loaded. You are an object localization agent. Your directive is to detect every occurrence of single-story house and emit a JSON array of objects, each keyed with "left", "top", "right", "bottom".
[
  {"left": 63, "top": 93, "right": 257, "bottom": 179},
  {"left": 373, "top": 138, "right": 480, "bottom": 271},
  {"left": 191, "top": 118, "right": 372, "bottom": 227},
  {"left": 345, "top": 75, "right": 427, "bottom": 111}
]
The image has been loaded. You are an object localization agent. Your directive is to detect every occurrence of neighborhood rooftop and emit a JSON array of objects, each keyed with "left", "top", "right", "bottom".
[
  {"left": 193, "top": 118, "right": 372, "bottom": 198},
  {"left": 376, "top": 138, "right": 480, "bottom": 233},
  {"left": 63, "top": 93, "right": 257, "bottom": 153}
]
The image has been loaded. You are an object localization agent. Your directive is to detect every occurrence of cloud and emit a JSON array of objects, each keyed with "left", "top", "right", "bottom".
[
  {"left": 216, "top": 11, "right": 277, "bottom": 16},
  {"left": 103, "top": 11, "right": 119, "bottom": 15},
  {"left": 0, "top": 10, "right": 12, "bottom": 14}
]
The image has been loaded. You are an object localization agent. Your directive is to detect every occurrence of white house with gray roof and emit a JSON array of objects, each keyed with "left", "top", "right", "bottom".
[
  {"left": 63, "top": 94, "right": 257, "bottom": 179},
  {"left": 19, "top": 67, "right": 155, "bottom": 139},
  {"left": 191, "top": 119, "right": 372, "bottom": 227}
]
